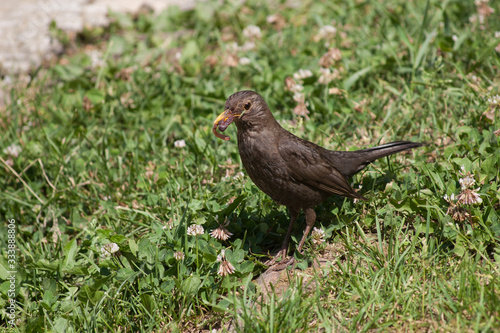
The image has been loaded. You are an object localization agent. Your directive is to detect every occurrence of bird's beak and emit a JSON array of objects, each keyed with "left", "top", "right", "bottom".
[{"left": 213, "top": 109, "right": 234, "bottom": 141}]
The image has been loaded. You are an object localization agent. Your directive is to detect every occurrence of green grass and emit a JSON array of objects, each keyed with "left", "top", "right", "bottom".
[{"left": 1, "top": 0, "right": 499, "bottom": 331}]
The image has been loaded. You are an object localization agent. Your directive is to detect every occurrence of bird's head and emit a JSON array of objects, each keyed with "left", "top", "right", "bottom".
[{"left": 213, "top": 90, "right": 272, "bottom": 141}]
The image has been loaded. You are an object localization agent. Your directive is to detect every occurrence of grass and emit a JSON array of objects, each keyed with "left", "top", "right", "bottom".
[{"left": 1, "top": 0, "right": 499, "bottom": 331}]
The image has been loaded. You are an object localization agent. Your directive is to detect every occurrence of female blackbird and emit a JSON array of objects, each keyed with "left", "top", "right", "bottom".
[{"left": 213, "top": 90, "right": 422, "bottom": 267}]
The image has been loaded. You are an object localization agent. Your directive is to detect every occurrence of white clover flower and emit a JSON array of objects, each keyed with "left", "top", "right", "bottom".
[
  {"left": 285, "top": 77, "right": 298, "bottom": 91},
  {"left": 446, "top": 204, "right": 470, "bottom": 221},
  {"left": 223, "top": 54, "right": 239, "bottom": 67},
  {"left": 266, "top": 14, "right": 286, "bottom": 30},
  {"left": 319, "top": 48, "right": 342, "bottom": 67},
  {"left": 318, "top": 68, "right": 340, "bottom": 84},
  {"left": 226, "top": 42, "right": 239, "bottom": 52},
  {"left": 243, "top": 25, "right": 262, "bottom": 40},
  {"left": 443, "top": 193, "right": 456, "bottom": 202},
  {"left": 311, "top": 227, "right": 325, "bottom": 246},
  {"left": 3, "top": 143, "right": 22, "bottom": 158},
  {"left": 101, "top": 243, "right": 119, "bottom": 257},
  {"left": 218, "top": 260, "right": 235, "bottom": 276},
  {"left": 174, "top": 140, "right": 186, "bottom": 148},
  {"left": 233, "top": 171, "right": 245, "bottom": 180},
  {"left": 293, "top": 102, "right": 310, "bottom": 117},
  {"left": 210, "top": 226, "right": 233, "bottom": 241},
  {"left": 475, "top": 0, "right": 495, "bottom": 17},
  {"left": 329, "top": 48, "right": 342, "bottom": 61},
  {"left": 285, "top": 77, "right": 305, "bottom": 94},
  {"left": 266, "top": 14, "right": 279, "bottom": 24},
  {"left": 239, "top": 57, "right": 251, "bottom": 65},
  {"left": 290, "top": 84, "right": 304, "bottom": 93},
  {"left": 328, "top": 87, "right": 342, "bottom": 95},
  {"left": 211, "top": 215, "right": 232, "bottom": 241},
  {"left": 216, "top": 249, "right": 235, "bottom": 276},
  {"left": 487, "top": 94, "right": 499, "bottom": 105},
  {"left": 187, "top": 224, "right": 204, "bottom": 236},
  {"left": 457, "top": 188, "right": 483, "bottom": 205},
  {"left": 495, "top": 31, "right": 500, "bottom": 39},
  {"left": 88, "top": 49, "right": 104, "bottom": 68},
  {"left": 318, "top": 68, "right": 333, "bottom": 84},
  {"left": 217, "top": 249, "right": 226, "bottom": 262},
  {"left": 174, "top": 251, "right": 185, "bottom": 261},
  {"left": 3, "top": 75, "right": 12, "bottom": 85},
  {"left": 316, "top": 25, "right": 337, "bottom": 40},
  {"left": 238, "top": 41, "right": 256, "bottom": 52},
  {"left": 469, "top": 0, "right": 494, "bottom": 28},
  {"left": 293, "top": 92, "right": 305, "bottom": 103},
  {"left": 459, "top": 175, "right": 475, "bottom": 190},
  {"left": 293, "top": 69, "right": 313, "bottom": 81}
]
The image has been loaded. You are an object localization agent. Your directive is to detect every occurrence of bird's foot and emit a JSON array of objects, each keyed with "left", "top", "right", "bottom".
[
  {"left": 263, "top": 249, "right": 287, "bottom": 266},
  {"left": 264, "top": 250, "right": 296, "bottom": 271},
  {"left": 266, "top": 256, "right": 295, "bottom": 272}
]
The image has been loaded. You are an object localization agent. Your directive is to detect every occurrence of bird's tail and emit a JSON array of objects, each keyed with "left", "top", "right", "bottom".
[
  {"left": 360, "top": 141, "right": 424, "bottom": 160},
  {"left": 330, "top": 141, "right": 424, "bottom": 178}
]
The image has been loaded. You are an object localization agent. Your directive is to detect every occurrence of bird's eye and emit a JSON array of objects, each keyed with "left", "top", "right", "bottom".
[{"left": 244, "top": 102, "right": 252, "bottom": 110}]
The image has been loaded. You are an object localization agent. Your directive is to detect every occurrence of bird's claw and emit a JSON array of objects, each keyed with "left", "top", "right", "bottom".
[
  {"left": 264, "top": 250, "right": 296, "bottom": 271},
  {"left": 266, "top": 256, "right": 295, "bottom": 272},
  {"left": 264, "top": 249, "right": 286, "bottom": 266}
]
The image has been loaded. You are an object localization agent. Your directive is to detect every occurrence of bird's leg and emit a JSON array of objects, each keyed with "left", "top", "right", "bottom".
[
  {"left": 265, "top": 208, "right": 316, "bottom": 272},
  {"left": 264, "top": 208, "right": 299, "bottom": 267},
  {"left": 277, "top": 208, "right": 299, "bottom": 260},
  {"left": 297, "top": 208, "right": 317, "bottom": 253}
]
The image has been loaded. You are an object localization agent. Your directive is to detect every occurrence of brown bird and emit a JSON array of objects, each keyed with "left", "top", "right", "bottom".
[{"left": 213, "top": 90, "right": 422, "bottom": 267}]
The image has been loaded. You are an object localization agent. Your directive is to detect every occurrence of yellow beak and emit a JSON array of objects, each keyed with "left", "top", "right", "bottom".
[
  {"left": 212, "top": 109, "right": 232, "bottom": 141},
  {"left": 213, "top": 110, "right": 230, "bottom": 126}
]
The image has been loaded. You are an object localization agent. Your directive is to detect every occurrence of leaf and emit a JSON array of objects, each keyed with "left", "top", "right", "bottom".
[
  {"left": 84, "top": 89, "right": 106, "bottom": 104},
  {"left": 65, "top": 265, "right": 89, "bottom": 275},
  {"left": 138, "top": 238, "right": 155, "bottom": 262},
  {"left": 237, "top": 261, "right": 254, "bottom": 274},
  {"left": 116, "top": 267, "right": 136, "bottom": 281},
  {"left": 109, "top": 11, "right": 134, "bottom": 28},
  {"left": 220, "top": 194, "right": 246, "bottom": 216},
  {"left": 201, "top": 245, "right": 217, "bottom": 262},
  {"left": 108, "top": 35, "right": 127, "bottom": 55},
  {"left": 53, "top": 64, "right": 84, "bottom": 81},
  {"left": 181, "top": 275, "right": 202, "bottom": 296},
  {"left": 414, "top": 29, "right": 436, "bottom": 71},
  {"left": 129, "top": 239, "right": 138, "bottom": 256},
  {"left": 78, "top": 285, "right": 105, "bottom": 305},
  {"left": 343, "top": 66, "right": 373, "bottom": 90},
  {"left": 109, "top": 234, "right": 127, "bottom": 245},
  {"left": 62, "top": 239, "right": 77, "bottom": 270},
  {"left": 189, "top": 199, "right": 203, "bottom": 211},
  {"left": 180, "top": 40, "right": 200, "bottom": 64},
  {"left": 214, "top": 299, "right": 231, "bottom": 312},
  {"left": 96, "top": 229, "right": 114, "bottom": 238},
  {"left": 140, "top": 293, "right": 156, "bottom": 314},
  {"left": 296, "top": 260, "right": 308, "bottom": 271},
  {"left": 227, "top": 248, "right": 245, "bottom": 263},
  {"left": 36, "top": 259, "right": 60, "bottom": 271},
  {"left": 53, "top": 318, "right": 69, "bottom": 333},
  {"left": 161, "top": 279, "right": 176, "bottom": 293}
]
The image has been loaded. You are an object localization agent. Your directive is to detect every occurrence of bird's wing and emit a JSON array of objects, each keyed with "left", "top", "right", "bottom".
[{"left": 278, "top": 135, "right": 366, "bottom": 200}]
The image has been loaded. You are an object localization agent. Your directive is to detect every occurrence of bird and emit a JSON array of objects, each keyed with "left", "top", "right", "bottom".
[{"left": 213, "top": 90, "right": 423, "bottom": 268}]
